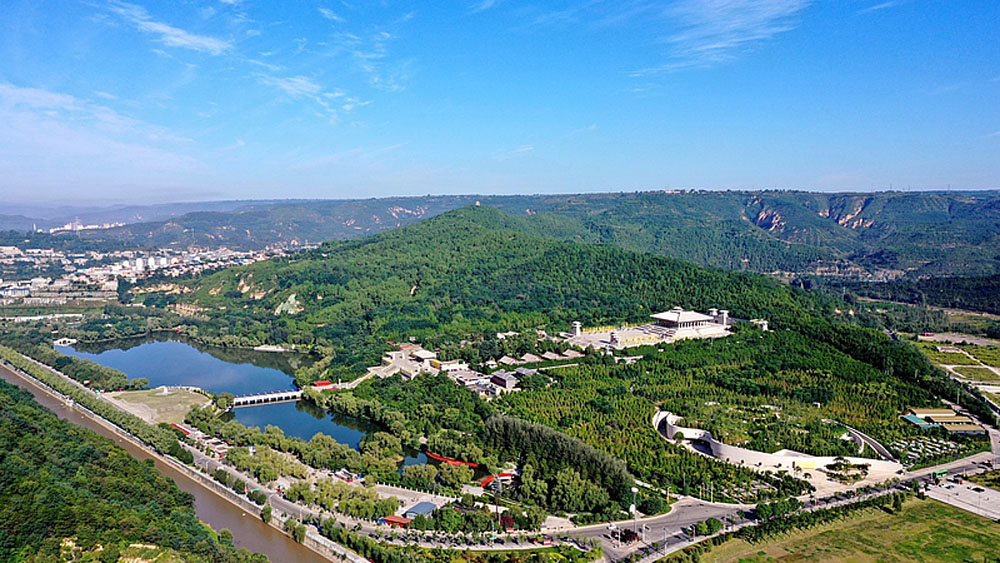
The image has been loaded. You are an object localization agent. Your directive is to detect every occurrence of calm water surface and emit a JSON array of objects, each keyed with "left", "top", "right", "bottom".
[
  {"left": 58, "top": 337, "right": 427, "bottom": 465},
  {"left": 58, "top": 338, "right": 301, "bottom": 395}
]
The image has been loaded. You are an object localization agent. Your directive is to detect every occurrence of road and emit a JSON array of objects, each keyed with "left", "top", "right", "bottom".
[
  {"left": 565, "top": 497, "right": 752, "bottom": 561},
  {"left": 844, "top": 424, "right": 896, "bottom": 461}
]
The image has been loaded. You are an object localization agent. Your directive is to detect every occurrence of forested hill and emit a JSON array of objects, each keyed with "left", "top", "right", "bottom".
[
  {"left": 86, "top": 190, "right": 1000, "bottom": 279},
  {"left": 167, "top": 206, "right": 839, "bottom": 372},
  {"left": 840, "top": 274, "right": 1000, "bottom": 316}
]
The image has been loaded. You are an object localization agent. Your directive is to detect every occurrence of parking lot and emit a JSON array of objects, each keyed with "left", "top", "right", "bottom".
[{"left": 926, "top": 482, "right": 1000, "bottom": 521}]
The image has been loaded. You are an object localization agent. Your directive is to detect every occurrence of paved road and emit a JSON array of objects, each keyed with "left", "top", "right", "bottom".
[
  {"left": 844, "top": 424, "right": 896, "bottom": 461},
  {"left": 565, "top": 497, "right": 752, "bottom": 561}
]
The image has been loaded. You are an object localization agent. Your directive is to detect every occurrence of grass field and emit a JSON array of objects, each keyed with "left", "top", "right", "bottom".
[
  {"left": 112, "top": 388, "right": 210, "bottom": 424},
  {"left": 698, "top": 499, "right": 1000, "bottom": 563},
  {"left": 915, "top": 342, "right": 980, "bottom": 366},
  {"left": 952, "top": 366, "right": 1000, "bottom": 382},
  {"left": 964, "top": 345, "right": 1000, "bottom": 369}
]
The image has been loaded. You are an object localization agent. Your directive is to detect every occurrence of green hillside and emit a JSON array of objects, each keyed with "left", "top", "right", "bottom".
[
  {"left": 169, "top": 205, "right": 834, "bottom": 373},
  {"left": 840, "top": 274, "right": 1000, "bottom": 316}
]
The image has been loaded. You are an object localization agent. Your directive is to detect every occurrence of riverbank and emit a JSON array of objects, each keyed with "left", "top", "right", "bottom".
[{"left": 0, "top": 357, "right": 355, "bottom": 563}]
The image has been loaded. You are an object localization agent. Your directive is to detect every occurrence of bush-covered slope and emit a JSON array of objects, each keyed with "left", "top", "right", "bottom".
[
  {"left": 0, "top": 379, "right": 266, "bottom": 562},
  {"left": 840, "top": 274, "right": 1000, "bottom": 316},
  {"left": 171, "top": 206, "right": 836, "bottom": 372}
]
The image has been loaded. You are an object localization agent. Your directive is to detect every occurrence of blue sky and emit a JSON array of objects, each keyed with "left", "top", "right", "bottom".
[{"left": 0, "top": 0, "right": 997, "bottom": 203}]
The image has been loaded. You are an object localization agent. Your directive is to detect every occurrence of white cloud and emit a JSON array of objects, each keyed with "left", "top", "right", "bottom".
[
  {"left": 634, "top": 0, "right": 810, "bottom": 74},
  {"left": 255, "top": 74, "right": 369, "bottom": 123},
  {"left": 325, "top": 17, "right": 415, "bottom": 93},
  {"left": 248, "top": 58, "right": 283, "bottom": 71},
  {"left": 257, "top": 74, "right": 323, "bottom": 97},
  {"left": 318, "top": 7, "right": 345, "bottom": 22},
  {"left": 0, "top": 83, "right": 199, "bottom": 193},
  {"left": 471, "top": 0, "right": 500, "bottom": 13},
  {"left": 567, "top": 123, "right": 598, "bottom": 137},
  {"left": 0, "top": 83, "right": 194, "bottom": 142},
  {"left": 107, "top": 1, "right": 232, "bottom": 55},
  {"left": 493, "top": 144, "right": 535, "bottom": 161},
  {"left": 857, "top": 1, "right": 900, "bottom": 14}
]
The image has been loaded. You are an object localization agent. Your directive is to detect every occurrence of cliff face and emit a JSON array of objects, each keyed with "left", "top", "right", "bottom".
[{"left": 739, "top": 191, "right": 1000, "bottom": 277}]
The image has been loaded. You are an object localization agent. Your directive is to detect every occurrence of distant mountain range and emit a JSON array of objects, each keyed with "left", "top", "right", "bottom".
[
  {"left": 9, "top": 190, "right": 1000, "bottom": 279},
  {"left": 0, "top": 200, "right": 276, "bottom": 231}
]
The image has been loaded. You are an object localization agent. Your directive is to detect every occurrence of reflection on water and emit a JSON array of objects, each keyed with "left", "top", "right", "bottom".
[
  {"left": 59, "top": 337, "right": 427, "bottom": 466},
  {"left": 228, "top": 399, "right": 427, "bottom": 466},
  {"left": 69, "top": 334, "right": 314, "bottom": 377},
  {"left": 59, "top": 338, "right": 305, "bottom": 395}
]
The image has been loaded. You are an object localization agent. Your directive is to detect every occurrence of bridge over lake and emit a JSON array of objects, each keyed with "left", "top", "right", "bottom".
[{"left": 231, "top": 389, "right": 303, "bottom": 407}]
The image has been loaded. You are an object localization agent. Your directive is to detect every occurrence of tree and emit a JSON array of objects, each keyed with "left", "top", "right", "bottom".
[
  {"left": 638, "top": 497, "right": 667, "bottom": 515},
  {"left": 705, "top": 518, "right": 723, "bottom": 534},
  {"left": 215, "top": 392, "right": 235, "bottom": 409},
  {"left": 437, "top": 464, "right": 474, "bottom": 489},
  {"left": 260, "top": 505, "right": 272, "bottom": 524}
]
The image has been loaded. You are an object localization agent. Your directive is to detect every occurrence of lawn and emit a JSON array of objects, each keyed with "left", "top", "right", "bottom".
[
  {"left": 963, "top": 345, "right": 1000, "bottom": 369},
  {"left": 952, "top": 366, "right": 1000, "bottom": 382},
  {"left": 915, "top": 342, "right": 980, "bottom": 366},
  {"left": 699, "top": 498, "right": 1000, "bottom": 563},
  {"left": 112, "top": 388, "right": 210, "bottom": 424}
]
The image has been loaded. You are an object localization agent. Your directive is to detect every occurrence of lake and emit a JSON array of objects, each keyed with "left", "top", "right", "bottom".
[{"left": 57, "top": 336, "right": 426, "bottom": 466}]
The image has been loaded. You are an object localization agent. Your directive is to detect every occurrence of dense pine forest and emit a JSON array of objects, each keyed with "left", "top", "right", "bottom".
[
  {"left": 841, "top": 274, "right": 1000, "bottom": 316},
  {"left": 0, "top": 380, "right": 266, "bottom": 562}
]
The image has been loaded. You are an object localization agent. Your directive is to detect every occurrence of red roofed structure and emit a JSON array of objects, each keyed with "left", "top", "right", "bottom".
[{"left": 380, "top": 515, "right": 412, "bottom": 527}]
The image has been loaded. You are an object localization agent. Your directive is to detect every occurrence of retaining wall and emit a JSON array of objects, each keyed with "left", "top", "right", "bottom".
[{"left": 653, "top": 411, "right": 902, "bottom": 474}]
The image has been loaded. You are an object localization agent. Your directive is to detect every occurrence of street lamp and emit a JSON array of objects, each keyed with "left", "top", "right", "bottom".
[{"left": 631, "top": 486, "right": 639, "bottom": 533}]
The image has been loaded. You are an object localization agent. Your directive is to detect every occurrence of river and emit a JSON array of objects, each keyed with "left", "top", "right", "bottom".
[
  {"left": 0, "top": 363, "right": 331, "bottom": 563},
  {"left": 58, "top": 336, "right": 427, "bottom": 465}
]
